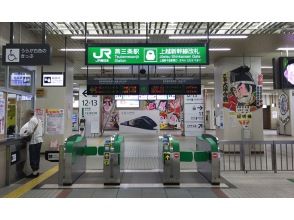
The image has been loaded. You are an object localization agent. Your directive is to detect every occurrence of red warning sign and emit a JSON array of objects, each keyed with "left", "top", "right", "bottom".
[
  {"left": 212, "top": 152, "right": 219, "bottom": 159},
  {"left": 174, "top": 153, "right": 179, "bottom": 159}
]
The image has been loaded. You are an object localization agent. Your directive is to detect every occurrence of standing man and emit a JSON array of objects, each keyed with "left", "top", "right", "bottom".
[{"left": 20, "top": 109, "right": 43, "bottom": 178}]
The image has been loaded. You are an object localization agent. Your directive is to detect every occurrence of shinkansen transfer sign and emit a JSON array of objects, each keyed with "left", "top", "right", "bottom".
[{"left": 86, "top": 44, "right": 208, "bottom": 65}]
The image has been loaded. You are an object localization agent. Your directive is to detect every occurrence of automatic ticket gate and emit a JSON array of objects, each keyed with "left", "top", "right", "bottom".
[
  {"left": 194, "top": 134, "right": 221, "bottom": 185},
  {"left": 158, "top": 135, "right": 180, "bottom": 185},
  {"left": 46, "top": 133, "right": 220, "bottom": 186},
  {"left": 98, "top": 134, "right": 124, "bottom": 185}
]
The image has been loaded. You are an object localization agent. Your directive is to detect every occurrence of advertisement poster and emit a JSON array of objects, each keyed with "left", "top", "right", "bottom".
[
  {"left": 278, "top": 92, "right": 290, "bottom": 125},
  {"left": 0, "top": 99, "right": 5, "bottom": 134},
  {"left": 79, "top": 85, "right": 100, "bottom": 134},
  {"left": 142, "top": 96, "right": 182, "bottom": 130},
  {"left": 184, "top": 95, "right": 204, "bottom": 136},
  {"left": 223, "top": 66, "right": 263, "bottom": 128},
  {"left": 119, "top": 110, "right": 160, "bottom": 134},
  {"left": 46, "top": 109, "right": 64, "bottom": 135},
  {"left": 102, "top": 96, "right": 119, "bottom": 130},
  {"left": 35, "top": 108, "right": 45, "bottom": 131}
]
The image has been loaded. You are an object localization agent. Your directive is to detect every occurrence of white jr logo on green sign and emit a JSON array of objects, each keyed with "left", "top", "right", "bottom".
[{"left": 93, "top": 48, "right": 111, "bottom": 61}]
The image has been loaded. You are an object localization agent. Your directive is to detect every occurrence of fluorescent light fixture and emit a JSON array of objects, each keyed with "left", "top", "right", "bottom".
[
  {"left": 205, "top": 87, "right": 215, "bottom": 90},
  {"left": 169, "top": 35, "right": 248, "bottom": 39},
  {"left": 263, "top": 81, "right": 273, "bottom": 84},
  {"left": 276, "top": 48, "right": 294, "bottom": 51},
  {"left": 208, "top": 81, "right": 215, "bottom": 84},
  {"left": 71, "top": 36, "right": 150, "bottom": 40},
  {"left": 60, "top": 48, "right": 85, "bottom": 52},
  {"left": 157, "top": 66, "right": 206, "bottom": 69},
  {"left": 261, "top": 66, "right": 272, "bottom": 69},
  {"left": 81, "top": 66, "right": 130, "bottom": 70},
  {"left": 209, "top": 48, "right": 231, "bottom": 51}
]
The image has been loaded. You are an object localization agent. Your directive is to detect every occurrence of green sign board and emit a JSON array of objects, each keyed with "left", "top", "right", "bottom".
[{"left": 86, "top": 44, "right": 208, "bottom": 65}]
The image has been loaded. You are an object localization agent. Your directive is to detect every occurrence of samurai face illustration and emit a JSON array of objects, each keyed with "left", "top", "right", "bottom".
[{"left": 230, "top": 66, "right": 256, "bottom": 105}]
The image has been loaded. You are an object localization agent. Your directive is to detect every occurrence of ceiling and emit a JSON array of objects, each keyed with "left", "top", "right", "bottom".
[{"left": 21, "top": 22, "right": 294, "bottom": 85}]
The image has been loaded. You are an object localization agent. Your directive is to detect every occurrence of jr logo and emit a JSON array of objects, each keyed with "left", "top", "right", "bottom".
[{"left": 93, "top": 48, "right": 111, "bottom": 61}]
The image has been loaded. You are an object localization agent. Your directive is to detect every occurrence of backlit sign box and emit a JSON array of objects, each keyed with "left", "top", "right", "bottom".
[
  {"left": 2, "top": 44, "right": 51, "bottom": 66},
  {"left": 41, "top": 72, "right": 65, "bottom": 87},
  {"left": 10, "top": 72, "right": 31, "bottom": 86},
  {"left": 86, "top": 43, "right": 209, "bottom": 65}
]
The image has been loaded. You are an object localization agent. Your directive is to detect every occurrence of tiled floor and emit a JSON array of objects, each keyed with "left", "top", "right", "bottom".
[{"left": 221, "top": 171, "right": 294, "bottom": 198}]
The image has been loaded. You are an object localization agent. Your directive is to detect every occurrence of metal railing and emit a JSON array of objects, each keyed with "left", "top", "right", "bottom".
[{"left": 219, "top": 140, "right": 294, "bottom": 172}]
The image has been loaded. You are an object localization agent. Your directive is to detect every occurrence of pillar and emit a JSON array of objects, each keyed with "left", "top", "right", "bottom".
[{"left": 214, "top": 57, "right": 263, "bottom": 141}]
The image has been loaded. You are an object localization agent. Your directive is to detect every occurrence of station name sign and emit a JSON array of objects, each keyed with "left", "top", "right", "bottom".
[
  {"left": 87, "top": 79, "right": 201, "bottom": 95},
  {"left": 86, "top": 43, "right": 208, "bottom": 65},
  {"left": 2, "top": 44, "right": 51, "bottom": 66}
]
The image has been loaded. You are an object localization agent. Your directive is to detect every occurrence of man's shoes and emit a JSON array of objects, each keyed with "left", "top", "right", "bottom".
[{"left": 26, "top": 173, "right": 39, "bottom": 178}]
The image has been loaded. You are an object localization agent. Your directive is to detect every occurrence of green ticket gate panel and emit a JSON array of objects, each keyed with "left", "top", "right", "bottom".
[
  {"left": 101, "top": 134, "right": 124, "bottom": 185},
  {"left": 158, "top": 135, "right": 180, "bottom": 185},
  {"left": 60, "top": 134, "right": 87, "bottom": 186},
  {"left": 195, "top": 134, "right": 220, "bottom": 185}
]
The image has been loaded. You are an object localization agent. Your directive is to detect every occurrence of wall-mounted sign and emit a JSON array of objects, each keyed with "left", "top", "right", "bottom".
[
  {"left": 116, "top": 100, "right": 140, "bottom": 108},
  {"left": 87, "top": 79, "right": 201, "bottom": 95},
  {"left": 36, "top": 88, "right": 45, "bottom": 97},
  {"left": 2, "top": 44, "right": 51, "bottom": 65},
  {"left": 10, "top": 72, "right": 31, "bottom": 86},
  {"left": 184, "top": 94, "right": 204, "bottom": 136},
  {"left": 86, "top": 43, "right": 208, "bottom": 65},
  {"left": 42, "top": 72, "right": 65, "bottom": 87},
  {"left": 45, "top": 109, "right": 64, "bottom": 135}
]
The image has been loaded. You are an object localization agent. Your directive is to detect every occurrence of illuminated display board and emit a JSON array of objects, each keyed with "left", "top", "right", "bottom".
[
  {"left": 86, "top": 43, "right": 208, "bottom": 65},
  {"left": 87, "top": 79, "right": 201, "bottom": 95}
]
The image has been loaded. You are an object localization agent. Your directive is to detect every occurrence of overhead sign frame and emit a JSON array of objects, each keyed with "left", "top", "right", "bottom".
[
  {"left": 85, "top": 43, "right": 209, "bottom": 66},
  {"left": 2, "top": 43, "right": 51, "bottom": 66},
  {"left": 41, "top": 72, "right": 66, "bottom": 87}
]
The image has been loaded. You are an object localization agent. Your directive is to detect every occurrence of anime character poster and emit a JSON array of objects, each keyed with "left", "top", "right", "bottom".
[
  {"left": 223, "top": 66, "right": 263, "bottom": 128},
  {"left": 143, "top": 97, "right": 182, "bottom": 130},
  {"left": 102, "top": 96, "right": 119, "bottom": 130}
]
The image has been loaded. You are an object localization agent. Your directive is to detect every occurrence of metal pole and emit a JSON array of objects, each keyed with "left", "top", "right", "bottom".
[
  {"left": 272, "top": 141, "right": 277, "bottom": 173},
  {"left": 10, "top": 22, "right": 14, "bottom": 44}
]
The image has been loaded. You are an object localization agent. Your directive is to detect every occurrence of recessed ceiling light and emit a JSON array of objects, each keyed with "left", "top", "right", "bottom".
[
  {"left": 261, "top": 66, "right": 273, "bottom": 69},
  {"left": 71, "top": 36, "right": 150, "bottom": 40},
  {"left": 209, "top": 48, "right": 231, "bottom": 51},
  {"left": 169, "top": 35, "right": 248, "bottom": 39},
  {"left": 208, "top": 82, "right": 215, "bottom": 84},
  {"left": 59, "top": 48, "right": 85, "bottom": 52},
  {"left": 276, "top": 48, "right": 294, "bottom": 51}
]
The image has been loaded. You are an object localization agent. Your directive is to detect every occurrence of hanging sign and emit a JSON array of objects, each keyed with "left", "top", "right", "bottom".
[
  {"left": 2, "top": 44, "right": 51, "bottom": 65},
  {"left": 87, "top": 79, "right": 201, "bottom": 95},
  {"left": 86, "top": 43, "right": 208, "bottom": 65}
]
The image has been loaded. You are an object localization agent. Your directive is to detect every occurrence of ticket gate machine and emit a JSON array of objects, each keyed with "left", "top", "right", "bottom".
[
  {"left": 158, "top": 135, "right": 180, "bottom": 185},
  {"left": 98, "top": 134, "right": 124, "bottom": 185}
]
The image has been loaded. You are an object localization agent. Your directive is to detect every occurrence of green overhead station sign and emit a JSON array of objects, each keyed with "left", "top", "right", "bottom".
[{"left": 86, "top": 44, "right": 208, "bottom": 65}]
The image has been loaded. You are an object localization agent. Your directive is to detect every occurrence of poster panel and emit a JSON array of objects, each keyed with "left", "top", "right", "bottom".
[
  {"left": 45, "top": 109, "right": 64, "bottom": 135},
  {"left": 119, "top": 110, "right": 160, "bottom": 134}
]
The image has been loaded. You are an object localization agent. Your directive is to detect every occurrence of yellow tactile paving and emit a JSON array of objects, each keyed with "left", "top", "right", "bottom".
[{"left": 3, "top": 165, "right": 59, "bottom": 198}]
